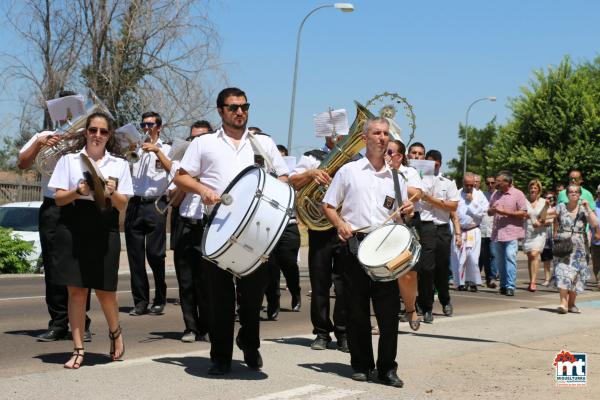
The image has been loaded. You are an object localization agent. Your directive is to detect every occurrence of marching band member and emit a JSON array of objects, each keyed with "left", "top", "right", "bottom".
[
  {"left": 170, "top": 121, "right": 213, "bottom": 343},
  {"left": 17, "top": 90, "right": 93, "bottom": 343},
  {"left": 450, "top": 172, "right": 489, "bottom": 291},
  {"left": 417, "top": 149, "right": 459, "bottom": 323},
  {"left": 386, "top": 139, "right": 423, "bottom": 331},
  {"left": 323, "top": 117, "right": 413, "bottom": 388},
  {"left": 126, "top": 111, "right": 172, "bottom": 316},
  {"left": 174, "top": 87, "right": 289, "bottom": 375},
  {"left": 288, "top": 135, "right": 349, "bottom": 352},
  {"left": 48, "top": 111, "right": 133, "bottom": 369}
]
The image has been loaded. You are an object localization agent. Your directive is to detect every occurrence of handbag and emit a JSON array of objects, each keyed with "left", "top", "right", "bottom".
[{"left": 552, "top": 206, "right": 581, "bottom": 258}]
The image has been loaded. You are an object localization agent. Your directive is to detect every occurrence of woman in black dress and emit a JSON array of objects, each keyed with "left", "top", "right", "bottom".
[{"left": 48, "top": 112, "right": 133, "bottom": 369}]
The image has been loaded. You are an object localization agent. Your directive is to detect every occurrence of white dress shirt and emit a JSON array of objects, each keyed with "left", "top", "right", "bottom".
[
  {"left": 399, "top": 165, "right": 424, "bottom": 192},
  {"left": 323, "top": 157, "right": 407, "bottom": 233},
  {"left": 420, "top": 173, "right": 460, "bottom": 224},
  {"left": 130, "top": 138, "right": 171, "bottom": 197},
  {"left": 290, "top": 154, "right": 320, "bottom": 177},
  {"left": 48, "top": 148, "right": 134, "bottom": 199},
  {"left": 168, "top": 160, "right": 204, "bottom": 220},
  {"left": 179, "top": 127, "right": 289, "bottom": 197},
  {"left": 480, "top": 190, "right": 495, "bottom": 238},
  {"left": 19, "top": 131, "right": 57, "bottom": 198},
  {"left": 456, "top": 188, "right": 489, "bottom": 229}
]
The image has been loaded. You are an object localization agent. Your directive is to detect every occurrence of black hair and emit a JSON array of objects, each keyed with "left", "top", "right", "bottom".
[
  {"left": 217, "top": 87, "right": 247, "bottom": 108},
  {"left": 58, "top": 90, "right": 76, "bottom": 98},
  {"left": 190, "top": 120, "right": 213, "bottom": 133},
  {"left": 82, "top": 111, "right": 119, "bottom": 153},
  {"left": 277, "top": 144, "right": 289, "bottom": 156},
  {"left": 408, "top": 141, "right": 425, "bottom": 153},
  {"left": 389, "top": 139, "right": 407, "bottom": 166},
  {"left": 141, "top": 111, "right": 162, "bottom": 127},
  {"left": 426, "top": 149, "right": 442, "bottom": 162}
]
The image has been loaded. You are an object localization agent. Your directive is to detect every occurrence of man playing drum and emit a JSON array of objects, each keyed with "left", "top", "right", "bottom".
[
  {"left": 322, "top": 117, "right": 413, "bottom": 388},
  {"left": 174, "top": 87, "right": 289, "bottom": 375}
]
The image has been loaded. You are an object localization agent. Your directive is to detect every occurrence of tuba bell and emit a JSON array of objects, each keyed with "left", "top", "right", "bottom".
[
  {"left": 34, "top": 91, "right": 113, "bottom": 177},
  {"left": 296, "top": 101, "right": 374, "bottom": 231}
]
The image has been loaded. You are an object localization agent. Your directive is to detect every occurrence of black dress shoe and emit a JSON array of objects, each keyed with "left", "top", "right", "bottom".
[
  {"left": 236, "top": 333, "right": 263, "bottom": 370},
  {"left": 499, "top": 287, "right": 507, "bottom": 295},
  {"left": 378, "top": 369, "right": 404, "bottom": 388},
  {"left": 423, "top": 311, "right": 433, "bottom": 323},
  {"left": 457, "top": 285, "right": 467, "bottom": 291},
  {"left": 336, "top": 335, "right": 350, "bottom": 353},
  {"left": 267, "top": 307, "right": 279, "bottom": 321},
  {"left": 351, "top": 370, "right": 371, "bottom": 382},
  {"left": 506, "top": 288, "right": 515, "bottom": 296},
  {"left": 150, "top": 304, "right": 165, "bottom": 315},
  {"left": 486, "top": 280, "right": 497, "bottom": 289},
  {"left": 291, "top": 294, "right": 301, "bottom": 312},
  {"left": 468, "top": 284, "right": 478, "bottom": 292},
  {"left": 129, "top": 305, "right": 149, "bottom": 316},
  {"left": 36, "top": 329, "right": 66, "bottom": 342},
  {"left": 310, "top": 335, "right": 330, "bottom": 350},
  {"left": 442, "top": 304, "right": 453, "bottom": 317},
  {"left": 83, "top": 329, "right": 92, "bottom": 342},
  {"left": 207, "top": 362, "right": 231, "bottom": 375}
]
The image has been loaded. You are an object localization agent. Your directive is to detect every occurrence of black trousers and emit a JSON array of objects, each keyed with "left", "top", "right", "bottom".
[
  {"left": 308, "top": 228, "right": 345, "bottom": 338},
  {"left": 339, "top": 239, "right": 399, "bottom": 374},
  {"left": 40, "top": 198, "right": 90, "bottom": 332},
  {"left": 265, "top": 223, "right": 301, "bottom": 311},
  {"left": 417, "top": 223, "right": 452, "bottom": 312},
  {"left": 125, "top": 197, "right": 167, "bottom": 307},
  {"left": 207, "top": 260, "right": 269, "bottom": 366},
  {"left": 479, "top": 237, "right": 495, "bottom": 281},
  {"left": 172, "top": 216, "right": 209, "bottom": 335}
]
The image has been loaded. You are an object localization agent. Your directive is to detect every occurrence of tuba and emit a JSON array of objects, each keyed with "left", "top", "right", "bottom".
[
  {"left": 296, "top": 101, "right": 374, "bottom": 231},
  {"left": 34, "top": 91, "right": 113, "bottom": 177}
]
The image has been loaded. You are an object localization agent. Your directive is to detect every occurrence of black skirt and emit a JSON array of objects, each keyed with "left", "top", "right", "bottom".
[{"left": 51, "top": 200, "right": 121, "bottom": 291}]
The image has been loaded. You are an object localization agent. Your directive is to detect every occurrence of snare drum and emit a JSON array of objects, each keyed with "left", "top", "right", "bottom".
[
  {"left": 357, "top": 224, "right": 421, "bottom": 282},
  {"left": 201, "top": 166, "right": 295, "bottom": 277}
]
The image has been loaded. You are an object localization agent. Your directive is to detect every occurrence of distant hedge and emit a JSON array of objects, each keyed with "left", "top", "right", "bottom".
[{"left": 0, "top": 227, "right": 34, "bottom": 274}]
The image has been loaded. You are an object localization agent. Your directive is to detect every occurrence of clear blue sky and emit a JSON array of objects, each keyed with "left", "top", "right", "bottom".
[{"left": 208, "top": 0, "right": 599, "bottom": 169}]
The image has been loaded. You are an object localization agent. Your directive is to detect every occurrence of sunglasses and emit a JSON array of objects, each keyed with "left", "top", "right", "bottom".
[
  {"left": 223, "top": 103, "right": 250, "bottom": 112},
  {"left": 87, "top": 127, "right": 109, "bottom": 136},
  {"left": 387, "top": 149, "right": 401, "bottom": 157},
  {"left": 486, "top": 181, "right": 495, "bottom": 185},
  {"left": 140, "top": 122, "right": 156, "bottom": 129}
]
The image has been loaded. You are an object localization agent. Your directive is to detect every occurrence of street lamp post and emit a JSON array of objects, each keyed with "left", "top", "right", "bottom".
[
  {"left": 286, "top": 3, "right": 354, "bottom": 152},
  {"left": 463, "top": 96, "right": 496, "bottom": 176}
]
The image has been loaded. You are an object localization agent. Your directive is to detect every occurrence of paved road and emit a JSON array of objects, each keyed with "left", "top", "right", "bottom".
[{"left": 1, "top": 248, "right": 599, "bottom": 399}]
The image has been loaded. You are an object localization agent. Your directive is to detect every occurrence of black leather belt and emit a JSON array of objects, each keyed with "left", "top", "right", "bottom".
[
  {"left": 355, "top": 232, "right": 368, "bottom": 241},
  {"left": 180, "top": 216, "right": 204, "bottom": 226},
  {"left": 134, "top": 195, "right": 166, "bottom": 204}
]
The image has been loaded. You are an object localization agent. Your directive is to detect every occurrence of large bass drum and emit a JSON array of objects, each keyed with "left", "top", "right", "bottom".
[
  {"left": 201, "top": 166, "right": 295, "bottom": 277},
  {"left": 357, "top": 224, "right": 421, "bottom": 281}
]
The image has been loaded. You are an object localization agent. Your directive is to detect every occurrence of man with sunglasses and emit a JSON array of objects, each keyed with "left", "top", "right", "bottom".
[
  {"left": 18, "top": 90, "right": 93, "bottom": 343},
  {"left": 126, "top": 111, "right": 172, "bottom": 316},
  {"left": 556, "top": 170, "right": 596, "bottom": 211},
  {"left": 174, "top": 87, "right": 289, "bottom": 375},
  {"left": 479, "top": 175, "right": 498, "bottom": 288}
]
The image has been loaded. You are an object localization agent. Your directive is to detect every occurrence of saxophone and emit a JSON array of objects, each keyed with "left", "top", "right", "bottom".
[{"left": 296, "top": 101, "right": 374, "bottom": 231}]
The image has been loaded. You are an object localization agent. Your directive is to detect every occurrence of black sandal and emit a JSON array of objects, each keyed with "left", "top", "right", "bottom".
[
  {"left": 405, "top": 309, "right": 421, "bottom": 331},
  {"left": 109, "top": 326, "right": 125, "bottom": 361},
  {"left": 64, "top": 347, "right": 84, "bottom": 369}
]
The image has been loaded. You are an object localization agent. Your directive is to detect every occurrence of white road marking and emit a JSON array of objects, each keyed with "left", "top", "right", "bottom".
[
  {"left": 246, "top": 384, "right": 364, "bottom": 400},
  {"left": 0, "top": 287, "right": 180, "bottom": 302}
]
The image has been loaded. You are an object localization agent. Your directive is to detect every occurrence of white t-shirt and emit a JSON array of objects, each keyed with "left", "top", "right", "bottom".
[
  {"left": 48, "top": 148, "right": 134, "bottom": 200},
  {"left": 179, "top": 128, "right": 289, "bottom": 196},
  {"left": 130, "top": 138, "right": 171, "bottom": 197},
  {"left": 19, "top": 131, "right": 56, "bottom": 198},
  {"left": 323, "top": 157, "right": 408, "bottom": 233}
]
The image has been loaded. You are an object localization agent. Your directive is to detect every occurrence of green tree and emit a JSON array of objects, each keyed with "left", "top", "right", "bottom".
[
  {"left": 447, "top": 118, "right": 499, "bottom": 185},
  {"left": 488, "top": 56, "right": 600, "bottom": 191},
  {"left": 0, "top": 227, "right": 34, "bottom": 274}
]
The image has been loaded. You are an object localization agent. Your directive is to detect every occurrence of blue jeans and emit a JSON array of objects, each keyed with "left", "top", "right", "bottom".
[{"left": 491, "top": 240, "right": 518, "bottom": 290}]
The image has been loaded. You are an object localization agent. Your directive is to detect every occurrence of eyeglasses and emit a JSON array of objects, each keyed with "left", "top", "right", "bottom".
[
  {"left": 569, "top": 176, "right": 581, "bottom": 181},
  {"left": 567, "top": 191, "right": 580, "bottom": 195},
  {"left": 140, "top": 122, "right": 156, "bottom": 129},
  {"left": 87, "top": 127, "right": 109, "bottom": 136},
  {"left": 223, "top": 103, "right": 250, "bottom": 112},
  {"left": 545, "top": 196, "right": 555, "bottom": 200}
]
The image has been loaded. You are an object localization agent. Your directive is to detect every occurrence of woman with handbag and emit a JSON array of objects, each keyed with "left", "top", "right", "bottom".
[
  {"left": 552, "top": 185, "right": 599, "bottom": 314},
  {"left": 523, "top": 179, "right": 550, "bottom": 291}
]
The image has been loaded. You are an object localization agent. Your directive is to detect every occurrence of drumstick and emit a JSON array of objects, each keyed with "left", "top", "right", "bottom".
[
  {"left": 380, "top": 192, "right": 420, "bottom": 226},
  {"left": 352, "top": 225, "right": 371, "bottom": 233}
]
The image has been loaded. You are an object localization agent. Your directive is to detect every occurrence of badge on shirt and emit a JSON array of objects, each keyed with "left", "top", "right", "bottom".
[
  {"left": 155, "top": 159, "right": 164, "bottom": 171},
  {"left": 383, "top": 195, "right": 395, "bottom": 210}
]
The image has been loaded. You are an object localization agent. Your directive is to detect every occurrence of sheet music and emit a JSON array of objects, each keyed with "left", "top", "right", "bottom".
[
  {"left": 313, "top": 108, "right": 349, "bottom": 137},
  {"left": 116, "top": 123, "right": 142, "bottom": 142},
  {"left": 46, "top": 95, "right": 85, "bottom": 123},
  {"left": 409, "top": 159, "right": 435, "bottom": 188}
]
